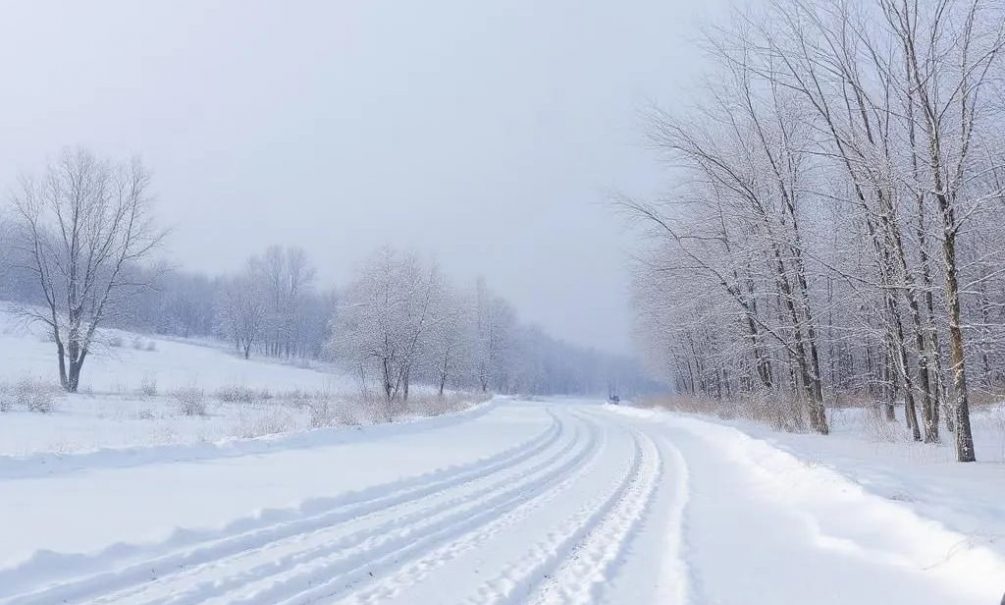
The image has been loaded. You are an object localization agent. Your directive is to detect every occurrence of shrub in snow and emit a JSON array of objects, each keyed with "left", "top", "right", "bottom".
[
  {"left": 643, "top": 394, "right": 810, "bottom": 433},
  {"left": 173, "top": 388, "right": 207, "bottom": 416},
  {"left": 137, "top": 409, "right": 155, "bottom": 420},
  {"left": 282, "top": 389, "right": 313, "bottom": 403},
  {"left": 16, "top": 379, "right": 56, "bottom": 414},
  {"left": 0, "top": 383, "right": 12, "bottom": 412},
  {"left": 235, "top": 406, "right": 297, "bottom": 438},
  {"left": 108, "top": 335, "right": 124, "bottom": 348},
  {"left": 307, "top": 396, "right": 336, "bottom": 428},
  {"left": 130, "top": 338, "right": 157, "bottom": 352},
  {"left": 139, "top": 376, "right": 158, "bottom": 398},
  {"left": 861, "top": 407, "right": 912, "bottom": 443},
  {"left": 401, "top": 392, "right": 482, "bottom": 418},
  {"left": 357, "top": 397, "right": 396, "bottom": 425},
  {"left": 215, "top": 385, "right": 262, "bottom": 403}
]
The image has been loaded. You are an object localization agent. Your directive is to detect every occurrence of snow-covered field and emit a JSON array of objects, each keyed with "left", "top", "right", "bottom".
[
  {"left": 0, "top": 308, "right": 349, "bottom": 394},
  {"left": 1, "top": 310, "right": 1003, "bottom": 603},
  {"left": 0, "top": 307, "right": 364, "bottom": 457}
]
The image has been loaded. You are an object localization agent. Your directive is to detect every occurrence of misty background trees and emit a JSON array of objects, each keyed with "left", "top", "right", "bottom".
[
  {"left": 0, "top": 153, "right": 653, "bottom": 400},
  {"left": 625, "top": 0, "right": 1005, "bottom": 461}
]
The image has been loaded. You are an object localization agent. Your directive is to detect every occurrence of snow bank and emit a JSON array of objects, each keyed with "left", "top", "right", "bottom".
[{"left": 613, "top": 404, "right": 1005, "bottom": 603}]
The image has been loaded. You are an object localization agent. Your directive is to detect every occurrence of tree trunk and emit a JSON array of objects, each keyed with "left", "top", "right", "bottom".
[
  {"left": 56, "top": 337, "right": 69, "bottom": 392},
  {"left": 940, "top": 220, "right": 976, "bottom": 461},
  {"left": 883, "top": 340, "right": 897, "bottom": 421},
  {"left": 68, "top": 358, "right": 83, "bottom": 393}
]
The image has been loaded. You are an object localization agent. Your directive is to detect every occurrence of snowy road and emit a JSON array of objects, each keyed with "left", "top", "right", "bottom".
[{"left": 0, "top": 399, "right": 1001, "bottom": 604}]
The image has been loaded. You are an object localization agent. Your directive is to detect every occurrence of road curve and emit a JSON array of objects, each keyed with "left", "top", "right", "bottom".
[{"left": 1, "top": 399, "right": 1000, "bottom": 605}]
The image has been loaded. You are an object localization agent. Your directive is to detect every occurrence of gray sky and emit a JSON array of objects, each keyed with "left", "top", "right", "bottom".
[{"left": 0, "top": 0, "right": 720, "bottom": 354}]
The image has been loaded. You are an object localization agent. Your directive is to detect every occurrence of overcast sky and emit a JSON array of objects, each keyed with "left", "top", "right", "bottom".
[{"left": 0, "top": 0, "right": 722, "bottom": 354}]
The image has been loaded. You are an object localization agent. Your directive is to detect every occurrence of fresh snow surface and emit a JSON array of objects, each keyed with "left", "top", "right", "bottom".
[
  {"left": 1, "top": 398, "right": 1003, "bottom": 604},
  {"left": 0, "top": 306, "right": 362, "bottom": 456},
  {"left": 0, "top": 307, "right": 350, "bottom": 393}
]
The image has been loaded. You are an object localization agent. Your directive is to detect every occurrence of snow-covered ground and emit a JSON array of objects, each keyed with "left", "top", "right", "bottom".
[
  {"left": 0, "top": 307, "right": 349, "bottom": 394},
  {"left": 0, "top": 396, "right": 1002, "bottom": 604},
  {"left": 1, "top": 309, "right": 1003, "bottom": 603},
  {"left": 0, "top": 306, "right": 364, "bottom": 457}
]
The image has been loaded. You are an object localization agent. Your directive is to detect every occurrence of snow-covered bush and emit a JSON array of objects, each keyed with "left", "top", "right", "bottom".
[
  {"left": 17, "top": 379, "right": 57, "bottom": 414},
  {"left": 215, "top": 385, "right": 268, "bottom": 403},
  {"left": 320, "top": 396, "right": 393, "bottom": 426},
  {"left": 862, "top": 408, "right": 912, "bottom": 443},
  {"left": 642, "top": 393, "right": 808, "bottom": 433},
  {"left": 408, "top": 391, "right": 487, "bottom": 417},
  {"left": 0, "top": 383, "right": 12, "bottom": 412},
  {"left": 173, "top": 387, "right": 207, "bottom": 416},
  {"left": 139, "top": 376, "right": 158, "bottom": 398},
  {"left": 234, "top": 406, "right": 297, "bottom": 438},
  {"left": 108, "top": 335, "right": 124, "bottom": 348},
  {"left": 307, "top": 396, "right": 334, "bottom": 428}
]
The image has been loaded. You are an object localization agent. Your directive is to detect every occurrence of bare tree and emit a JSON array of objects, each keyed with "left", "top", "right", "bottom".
[
  {"left": 332, "top": 247, "right": 439, "bottom": 402},
  {"left": 426, "top": 287, "right": 473, "bottom": 396},
  {"left": 626, "top": 0, "right": 1005, "bottom": 461},
  {"left": 11, "top": 149, "right": 163, "bottom": 392},
  {"left": 216, "top": 269, "right": 268, "bottom": 359},
  {"left": 251, "top": 245, "right": 317, "bottom": 358}
]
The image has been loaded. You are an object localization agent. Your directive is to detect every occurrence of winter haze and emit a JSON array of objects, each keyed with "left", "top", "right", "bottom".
[
  {"left": 2, "top": 1, "right": 1004, "bottom": 604},
  {"left": 0, "top": 0, "right": 716, "bottom": 354}
]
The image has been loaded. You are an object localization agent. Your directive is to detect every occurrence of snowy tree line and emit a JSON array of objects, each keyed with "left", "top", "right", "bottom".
[
  {"left": 0, "top": 150, "right": 654, "bottom": 399},
  {"left": 625, "top": 0, "right": 1005, "bottom": 461},
  {"left": 329, "top": 247, "right": 654, "bottom": 400}
]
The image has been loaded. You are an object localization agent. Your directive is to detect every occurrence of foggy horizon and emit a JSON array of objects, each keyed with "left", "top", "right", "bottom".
[{"left": 0, "top": 0, "right": 721, "bottom": 356}]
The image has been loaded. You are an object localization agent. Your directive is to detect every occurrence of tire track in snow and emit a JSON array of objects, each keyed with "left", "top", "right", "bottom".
[
  {"left": 651, "top": 435, "right": 692, "bottom": 605},
  {"left": 331, "top": 411, "right": 613, "bottom": 605},
  {"left": 164, "top": 413, "right": 595, "bottom": 605},
  {"left": 1, "top": 409, "right": 565, "bottom": 605},
  {"left": 216, "top": 409, "right": 601, "bottom": 605},
  {"left": 527, "top": 429, "right": 661, "bottom": 605},
  {"left": 455, "top": 424, "right": 660, "bottom": 605},
  {"left": 592, "top": 412, "right": 694, "bottom": 605}
]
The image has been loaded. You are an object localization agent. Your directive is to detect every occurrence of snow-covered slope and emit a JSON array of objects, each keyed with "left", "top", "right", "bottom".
[
  {"left": 0, "top": 306, "right": 365, "bottom": 456},
  {"left": 0, "top": 307, "right": 349, "bottom": 393}
]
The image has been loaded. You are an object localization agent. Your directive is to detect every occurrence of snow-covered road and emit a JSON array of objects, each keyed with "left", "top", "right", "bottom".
[{"left": 0, "top": 399, "right": 1001, "bottom": 604}]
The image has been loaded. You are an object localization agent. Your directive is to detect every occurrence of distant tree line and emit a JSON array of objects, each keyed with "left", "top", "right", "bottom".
[{"left": 0, "top": 149, "right": 657, "bottom": 399}]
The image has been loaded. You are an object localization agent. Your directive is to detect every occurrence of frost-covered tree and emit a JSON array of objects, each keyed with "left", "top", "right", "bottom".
[
  {"left": 10, "top": 149, "right": 163, "bottom": 392},
  {"left": 625, "top": 0, "right": 1005, "bottom": 461},
  {"left": 251, "top": 245, "right": 317, "bottom": 358},
  {"left": 425, "top": 286, "right": 474, "bottom": 395},
  {"left": 216, "top": 268, "right": 268, "bottom": 359},
  {"left": 332, "top": 247, "right": 439, "bottom": 401},
  {"left": 473, "top": 278, "right": 517, "bottom": 393}
]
